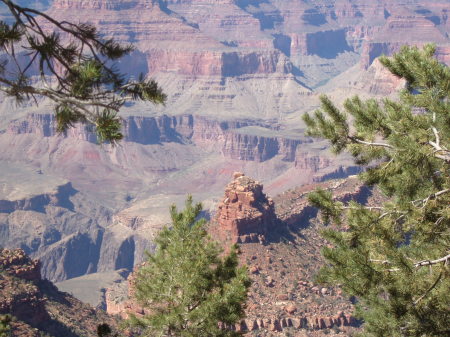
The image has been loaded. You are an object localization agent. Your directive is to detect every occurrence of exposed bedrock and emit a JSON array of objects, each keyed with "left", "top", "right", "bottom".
[
  {"left": 0, "top": 248, "right": 118, "bottom": 336},
  {"left": 145, "top": 49, "right": 290, "bottom": 77},
  {"left": 0, "top": 248, "right": 49, "bottom": 326},
  {"left": 0, "top": 183, "right": 156, "bottom": 282},
  {"left": 290, "top": 29, "right": 353, "bottom": 59},
  {"left": 232, "top": 313, "right": 359, "bottom": 332},
  {"left": 211, "top": 172, "right": 278, "bottom": 244},
  {"left": 7, "top": 113, "right": 313, "bottom": 164}
]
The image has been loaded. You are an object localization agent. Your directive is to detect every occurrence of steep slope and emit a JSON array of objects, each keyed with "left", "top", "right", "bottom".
[{"left": 0, "top": 248, "right": 117, "bottom": 337}]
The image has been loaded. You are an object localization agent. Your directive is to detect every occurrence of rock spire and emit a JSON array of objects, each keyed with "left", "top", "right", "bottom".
[{"left": 213, "top": 172, "right": 277, "bottom": 244}]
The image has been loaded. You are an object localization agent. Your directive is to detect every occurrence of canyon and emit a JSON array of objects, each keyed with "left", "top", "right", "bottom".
[{"left": 0, "top": 1, "right": 449, "bottom": 335}]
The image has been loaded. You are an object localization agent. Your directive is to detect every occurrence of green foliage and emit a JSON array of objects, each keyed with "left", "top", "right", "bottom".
[
  {"left": 303, "top": 45, "right": 450, "bottom": 337},
  {"left": 127, "top": 196, "right": 251, "bottom": 337},
  {"left": 0, "top": 0, "right": 166, "bottom": 144},
  {"left": 0, "top": 315, "right": 12, "bottom": 337}
]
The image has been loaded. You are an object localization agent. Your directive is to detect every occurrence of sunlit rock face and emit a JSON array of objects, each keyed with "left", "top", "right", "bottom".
[{"left": 212, "top": 172, "right": 277, "bottom": 244}]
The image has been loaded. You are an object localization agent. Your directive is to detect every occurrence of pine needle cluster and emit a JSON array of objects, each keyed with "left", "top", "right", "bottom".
[
  {"left": 303, "top": 45, "right": 450, "bottom": 336},
  {"left": 0, "top": 0, "right": 166, "bottom": 144}
]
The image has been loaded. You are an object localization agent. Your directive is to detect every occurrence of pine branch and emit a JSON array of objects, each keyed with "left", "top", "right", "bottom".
[
  {"left": 412, "top": 268, "right": 442, "bottom": 304},
  {"left": 0, "top": 0, "right": 166, "bottom": 143},
  {"left": 413, "top": 253, "right": 450, "bottom": 268},
  {"left": 412, "top": 189, "right": 450, "bottom": 207},
  {"left": 384, "top": 253, "right": 450, "bottom": 272}
]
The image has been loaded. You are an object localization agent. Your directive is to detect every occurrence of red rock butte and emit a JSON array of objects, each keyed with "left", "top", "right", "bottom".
[{"left": 213, "top": 172, "right": 278, "bottom": 244}]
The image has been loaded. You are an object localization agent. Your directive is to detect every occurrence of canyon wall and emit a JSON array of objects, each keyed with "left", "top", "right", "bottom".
[
  {"left": 6, "top": 113, "right": 317, "bottom": 165},
  {"left": 0, "top": 180, "right": 164, "bottom": 282}
]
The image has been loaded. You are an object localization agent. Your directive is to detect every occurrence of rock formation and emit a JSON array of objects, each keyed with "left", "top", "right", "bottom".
[
  {"left": 212, "top": 172, "right": 278, "bottom": 244},
  {"left": 0, "top": 248, "right": 117, "bottom": 336},
  {"left": 0, "top": 248, "right": 49, "bottom": 329}
]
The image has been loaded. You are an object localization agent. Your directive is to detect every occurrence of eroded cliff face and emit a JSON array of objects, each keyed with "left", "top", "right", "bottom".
[
  {"left": 44, "top": 0, "right": 450, "bottom": 94},
  {"left": 6, "top": 113, "right": 316, "bottom": 164},
  {"left": 0, "top": 180, "right": 163, "bottom": 283}
]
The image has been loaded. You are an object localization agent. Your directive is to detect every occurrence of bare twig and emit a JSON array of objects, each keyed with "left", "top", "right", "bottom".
[
  {"left": 414, "top": 253, "right": 450, "bottom": 268},
  {"left": 349, "top": 136, "right": 394, "bottom": 149},
  {"left": 412, "top": 189, "right": 450, "bottom": 207},
  {"left": 413, "top": 266, "right": 445, "bottom": 305},
  {"left": 386, "top": 253, "right": 450, "bottom": 272}
]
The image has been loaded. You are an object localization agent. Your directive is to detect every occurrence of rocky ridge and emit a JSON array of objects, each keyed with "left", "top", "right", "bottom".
[{"left": 0, "top": 248, "right": 117, "bottom": 337}]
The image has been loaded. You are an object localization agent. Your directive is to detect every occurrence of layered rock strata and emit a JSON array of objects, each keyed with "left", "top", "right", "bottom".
[
  {"left": 213, "top": 172, "right": 278, "bottom": 244},
  {"left": 6, "top": 113, "right": 314, "bottom": 164},
  {"left": 229, "top": 312, "right": 358, "bottom": 333}
]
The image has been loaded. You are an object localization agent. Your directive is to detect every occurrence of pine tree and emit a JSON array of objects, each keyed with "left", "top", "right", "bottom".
[
  {"left": 0, "top": 0, "right": 166, "bottom": 144},
  {"left": 127, "top": 196, "right": 251, "bottom": 337},
  {"left": 303, "top": 45, "right": 450, "bottom": 336}
]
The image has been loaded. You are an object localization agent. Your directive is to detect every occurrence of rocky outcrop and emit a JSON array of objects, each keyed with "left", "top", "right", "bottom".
[
  {"left": 0, "top": 248, "right": 118, "bottom": 336},
  {"left": 231, "top": 311, "right": 358, "bottom": 332},
  {"left": 212, "top": 172, "right": 277, "bottom": 244},
  {"left": 104, "top": 176, "right": 376, "bottom": 334},
  {"left": 105, "top": 265, "right": 146, "bottom": 319},
  {"left": 0, "top": 248, "right": 49, "bottom": 326},
  {"left": 0, "top": 248, "right": 41, "bottom": 282}
]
